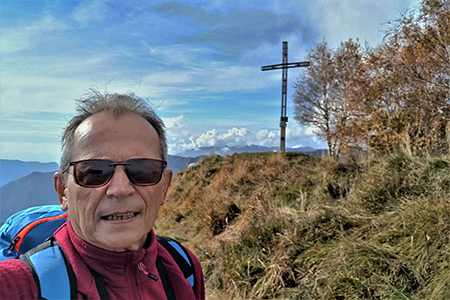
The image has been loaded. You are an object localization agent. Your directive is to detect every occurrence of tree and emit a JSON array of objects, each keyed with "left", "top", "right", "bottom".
[
  {"left": 295, "top": 0, "right": 450, "bottom": 156},
  {"left": 293, "top": 41, "right": 341, "bottom": 156},
  {"left": 349, "top": 0, "right": 450, "bottom": 154},
  {"left": 293, "top": 40, "right": 362, "bottom": 156},
  {"left": 340, "top": 41, "right": 409, "bottom": 153},
  {"left": 332, "top": 39, "right": 365, "bottom": 153},
  {"left": 393, "top": 0, "right": 450, "bottom": 153},
  {"left": 338, "top": 0, "right": 449, "bottom": 155}
]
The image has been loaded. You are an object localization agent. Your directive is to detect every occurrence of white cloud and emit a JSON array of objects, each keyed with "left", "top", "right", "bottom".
[
  {"left": 0, "top": 141, "right": 61, "bottom": 163},
  {"left": 142, "top": 43, "right": 220, "bottom": 68},
  {"left": 139, "top": 63, "right": 272, "bottom": 97},
  {"left": 168, "top": 127, "right": 257, "bottom": 155},
  {"left": 286, "top": 126, "right": 309, "bottom": 139},
  {"left": 222, "top": 127, "right": 248, "bottom": 138},
  {"left": 195, "top": 129, "right": 219, "bottom": 147},
  {"left": 164, "top": 115, "right": 193, "bottom": 138},
  {"left": 1, "top": 76, "right": 86, "bottom": 113},
  {"left": 300, "top": 0, "right": 421, "bottom": 47},
  {"left": 138, "top": 43, "right": 277, "bottom": 95},
  {"left": 166, "top": 123, "right": 325, "bottom": 155},
  {"left": 205, "top": 65, "right": 268, "bottom": 93},
  {"left": 254, "top": 129, "right": 277, "bottom": 145},
  {"left": 182, "top": 0, "right": 420, "bottom": 50},
  {"left": 1, "top": 16, "right": 67, "bottom": 54}
]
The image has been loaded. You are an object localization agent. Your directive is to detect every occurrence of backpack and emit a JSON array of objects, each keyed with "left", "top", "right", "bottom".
[{"left": 0, "top": 205, "right": 195, "bottom": 300}]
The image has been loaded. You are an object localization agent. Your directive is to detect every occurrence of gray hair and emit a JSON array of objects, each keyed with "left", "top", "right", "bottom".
[{"left": 59, "top": 91, "right": 167, "bottom": 173}]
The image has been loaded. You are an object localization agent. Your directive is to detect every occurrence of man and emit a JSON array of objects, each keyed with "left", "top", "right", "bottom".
[{"left": 0, "top": 92, "right": 205, "bottom": 299}]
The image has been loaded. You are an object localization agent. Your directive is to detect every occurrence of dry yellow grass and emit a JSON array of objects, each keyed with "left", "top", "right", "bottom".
[{"left": 156, "top": 151, "right": 450, "bottom": 299}]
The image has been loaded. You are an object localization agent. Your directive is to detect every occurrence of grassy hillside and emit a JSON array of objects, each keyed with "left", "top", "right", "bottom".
[{"left": 155, "top": 151, "right": 450, "bottom": 299}]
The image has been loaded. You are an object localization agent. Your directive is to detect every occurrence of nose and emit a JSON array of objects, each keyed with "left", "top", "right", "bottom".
[{"left": 105, "top": 166, "right": 135, "bottom": 198}]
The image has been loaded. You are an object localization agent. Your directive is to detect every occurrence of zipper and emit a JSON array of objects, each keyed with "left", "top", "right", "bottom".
[
  {"left": 138, "top": 261, "right": 159, "bottom": 281},
  {"left": 7, "top": 212, "right": 69, "bottom": 254},
  {"left": 7, "top": 236, "right": 21, "bottom": 251}
]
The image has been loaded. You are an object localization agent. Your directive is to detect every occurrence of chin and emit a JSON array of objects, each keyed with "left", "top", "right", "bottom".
[{"left": 101, "top": 235, "right": 147, "bottom": 252}]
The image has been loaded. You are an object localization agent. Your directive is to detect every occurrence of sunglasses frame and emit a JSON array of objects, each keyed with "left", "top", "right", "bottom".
[{"left": 64, "top": 158, "right": 167, "bottom": 188}]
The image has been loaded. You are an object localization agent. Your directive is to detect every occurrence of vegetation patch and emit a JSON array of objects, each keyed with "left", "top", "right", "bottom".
[{"left": 156, "top": 150, "right": 450, "bottom": 299}]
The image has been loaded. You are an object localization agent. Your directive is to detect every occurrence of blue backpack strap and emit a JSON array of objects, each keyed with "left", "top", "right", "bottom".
[
  {"left": 20, "top": 237, "right": 77, "bottom": 300},
  {"left": 156, "top": 235, "right": 195, "bottom": 289},
  {"left": 18, "top": 234, "right": 194, "bottom": 300}
]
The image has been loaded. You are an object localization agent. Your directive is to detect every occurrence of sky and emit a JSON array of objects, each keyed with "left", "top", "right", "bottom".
[{"left": 1, "top": 0, "right": 422, "bottom": 163}]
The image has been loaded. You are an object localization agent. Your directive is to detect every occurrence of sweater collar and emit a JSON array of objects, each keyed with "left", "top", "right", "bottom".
[{"left": 66, "top": 220, "right": 158, "bottom": 268}]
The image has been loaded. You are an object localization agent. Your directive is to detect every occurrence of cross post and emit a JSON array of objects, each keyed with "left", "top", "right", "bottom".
[{"left": 261, "top": 41, "right": 310, "bottom": 153}]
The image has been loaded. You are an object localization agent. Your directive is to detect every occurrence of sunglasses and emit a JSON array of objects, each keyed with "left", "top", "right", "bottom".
[{"left": 64, "top": 158, "right": 167, "bottom": 188}]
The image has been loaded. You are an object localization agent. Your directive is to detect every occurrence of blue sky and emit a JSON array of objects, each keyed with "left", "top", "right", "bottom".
[{"left": 1, "top": 0, "right": 421, "bottom": 163}]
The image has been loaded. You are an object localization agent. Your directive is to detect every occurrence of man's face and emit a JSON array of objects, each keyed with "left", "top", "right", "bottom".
[{"left": 54, "top": 112, "right": 172, "bottom": 252}]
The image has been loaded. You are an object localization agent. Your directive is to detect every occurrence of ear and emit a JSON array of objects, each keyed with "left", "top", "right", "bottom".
[
  {"left": 54, "top": 172, "right": 69, "bottom": 211},
  {"left": 160, "top": 169, "right": 173, "bottom": 205}
]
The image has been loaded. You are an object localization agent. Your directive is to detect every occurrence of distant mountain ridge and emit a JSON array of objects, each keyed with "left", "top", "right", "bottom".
[
  {"left": 176, "top": 145, "right": 324, "bottom": 157},
  {"left": 1, "top": 159, "right": 58, "bottom": 187},
  {"left": 1, "top": 171, "right": 58, "bottom": 224}
]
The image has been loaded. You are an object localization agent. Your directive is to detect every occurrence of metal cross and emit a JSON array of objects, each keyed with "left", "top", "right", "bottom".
[{"left": 261, "top": 41, "right": 310, "bottom": 153}]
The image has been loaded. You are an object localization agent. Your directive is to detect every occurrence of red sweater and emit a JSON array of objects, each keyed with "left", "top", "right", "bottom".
[{"left": 0, "top": 222, "right": 205, "bottom": 300}]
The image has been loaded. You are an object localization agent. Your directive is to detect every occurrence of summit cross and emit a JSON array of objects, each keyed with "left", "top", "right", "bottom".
[{"left": 261, "top": 41, "right": 310, "bottom": 153}]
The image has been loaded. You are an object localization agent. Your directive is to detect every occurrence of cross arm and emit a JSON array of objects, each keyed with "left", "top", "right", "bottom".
[{"left": 261, "top": 61, "right": 310, "bottom": 71}]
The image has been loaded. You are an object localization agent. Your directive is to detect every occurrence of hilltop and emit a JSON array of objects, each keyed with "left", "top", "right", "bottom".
[{"left": 155, "top": 151, "right": 450, "bottom": 299}]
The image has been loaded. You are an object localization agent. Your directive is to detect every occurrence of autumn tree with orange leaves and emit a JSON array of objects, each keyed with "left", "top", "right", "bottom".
[{"left": 294, "top": 0, "right": 450, "bottom": 155}]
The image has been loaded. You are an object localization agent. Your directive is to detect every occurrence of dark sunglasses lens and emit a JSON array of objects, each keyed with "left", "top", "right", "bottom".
[
  {"left": 74, "top": 160, "right": 112, "bottom": 187},
  {"left": 126, "top": 159, "right": 165, "bottom": 185}
]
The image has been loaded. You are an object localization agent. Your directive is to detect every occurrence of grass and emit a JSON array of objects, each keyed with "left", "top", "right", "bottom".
[{"left": 155, "top": 150, "right": 450, "bottom": 299}]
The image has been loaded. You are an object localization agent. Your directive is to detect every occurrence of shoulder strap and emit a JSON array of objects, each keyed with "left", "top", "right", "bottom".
[
  {"left": 156, "top": 235, "right": 196, "bottom": 289},
  {"left": 88, "top": 267, "right": 111, "bottom": 300},
  {"left": 156, "top": 257, "right": 177, "bottom": 300},
  {"left": 20, "top": 235, "right": 195, "bottom": 300},
  {"left": 20, "top": 237, "right": 77, "bottom": 300}
]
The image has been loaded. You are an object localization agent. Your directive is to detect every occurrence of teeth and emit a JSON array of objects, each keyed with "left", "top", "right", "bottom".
[{"left": 104, "top": 212, "right": 137, "bottom": 221}]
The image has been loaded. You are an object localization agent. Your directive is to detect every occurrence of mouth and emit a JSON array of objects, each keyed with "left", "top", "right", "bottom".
[{"left": 101, "top": 212, "right": 138, "bottom": 222}]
